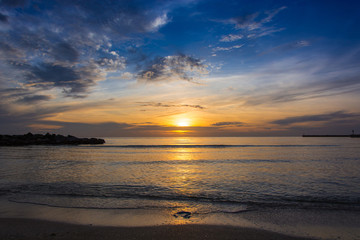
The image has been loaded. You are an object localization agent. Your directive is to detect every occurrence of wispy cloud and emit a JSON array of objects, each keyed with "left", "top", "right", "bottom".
[
  {"left": 227, "top": 6, "right": 286, "bottom": 32},
  {"left": 0, "top": 88, "right": 52, "bottom": 104},
  {"left": 147, "top": 13, "right": 170, "bottom": 32},
  {"left": 213, "top": 6, "right": 286, "bottom": 54},
  {"left": 212, "top": 44, "right": 244, "bottom": 52},
  {"left": 139, "top": 102, "right": 205, "bottom": 109},
  {"left": 226, "top": 49, "right": 360, "bottom": 106},
  {"left": 16, "top": 94, "right": 52, "bottom": 104},
  {"left": 212, "top": 121, "right": 243, "bottom": 127},
  {"left": 219, "top": 34, "right": 243, "bottom": 42},
  {"left": 260, "top": 40, "right": 310, "bottom": 55},
  {"left": 271, "top": 111, "right": 359, "bottom": 125}
]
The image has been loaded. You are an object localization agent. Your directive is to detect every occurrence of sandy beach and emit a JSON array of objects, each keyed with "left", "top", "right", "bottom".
[{"left": 0, "top": 218, "right": 314, "bottom": 240}]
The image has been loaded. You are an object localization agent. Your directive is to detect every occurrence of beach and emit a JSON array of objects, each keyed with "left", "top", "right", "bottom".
[
  {"left": 0, "top": 218, "right": 314, "bottom": 240},
  {"left": 0, "top": 137, "right": 359, "bottom": 239}
]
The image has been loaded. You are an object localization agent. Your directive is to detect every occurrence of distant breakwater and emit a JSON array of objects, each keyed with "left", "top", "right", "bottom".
[
  {"left": 302, "top": 134, "right": 360, "bottom": 138},
  {"left": 0, "top": 133, "right": 105, "bottom": 146}
]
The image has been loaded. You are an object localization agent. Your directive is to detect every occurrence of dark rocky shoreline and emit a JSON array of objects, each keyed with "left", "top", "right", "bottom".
[{"left": 0, "top": 133, "right": 105, "bottom": 146}]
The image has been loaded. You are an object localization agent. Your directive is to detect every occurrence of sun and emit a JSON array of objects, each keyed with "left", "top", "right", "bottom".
[{"left": 176, "top": 118, "right": 190, "bottom": 127}]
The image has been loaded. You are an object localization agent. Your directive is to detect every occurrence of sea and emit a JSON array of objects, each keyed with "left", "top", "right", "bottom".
[{"left": 0, "top": 137, "right": 359, "bottom": 239}]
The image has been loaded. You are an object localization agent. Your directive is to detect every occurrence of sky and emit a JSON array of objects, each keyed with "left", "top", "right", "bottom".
[{"left": 0, "top": 0, "right": 360, "bottom": 137}]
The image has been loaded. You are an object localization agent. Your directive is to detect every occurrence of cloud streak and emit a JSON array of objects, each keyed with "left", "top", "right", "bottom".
[
  {"left": 212, "top": 44, "right": 244, "bottom": 52},
  {"left": 16, "top": 94, "right": 52, "bottom": 104},
  {"left": 212, "top": 121, "right": 243, "bottom": 127},
  {"left": 139, "top": 102, "right": 205, "bottom": 109},
  {"left": 218, "top": 6, "right": 286, "bottom": 39},
  {"left": 271, "top": 111, "right": 359, "bottom": 125}
]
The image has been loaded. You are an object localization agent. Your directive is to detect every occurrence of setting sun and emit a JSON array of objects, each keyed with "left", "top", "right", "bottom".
[{"left": 176, "top": 119, "right": 190, "bottom": 127}]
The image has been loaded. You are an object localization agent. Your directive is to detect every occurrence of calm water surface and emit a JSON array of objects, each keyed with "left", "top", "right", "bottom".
[{"left": 0, "top": 137, "right": 359, "bottom": 215}]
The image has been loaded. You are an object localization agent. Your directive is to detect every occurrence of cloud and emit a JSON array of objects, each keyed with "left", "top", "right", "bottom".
[
  {"left": 0, "top": 96, "right": 119, "bottom": 134},
  {"left": 147, "top": 13, "right": 170, "bottom": 32},
  {"left": 219, "top": 34, "right": 243, "bottom": 42},
  {"left": 260, "top": 40, "right": 310, "bottom": 55},
  {"left": 51, "top": 42, "right": 79, "bottom": 63},
  {"left": 139, "top": 102, "right": 205, "bottom": 109},
  {"left": 0, "top": 0, "right": 27, "bottom": 7},
  {"left": 16, "top": 94, "right": 52, "bottom": 104},
  {"left": 27, "top": 63, "right": 88, "bottom": 93},
  {"left": 271, "top": 111, "right": 359, "bottom": 125},
  {"left": 137, "top": 54, "right": 208, "bottom": 83},
  {"left": 211, "top": 6, "right": 286, "bottom": 54},
  {"left": 228, "top": 13, "right": 259, "bottom": 30},
  {"left": 229, "top": 6, "right": 286, "bottom": 31},
  {"left": 220, "top": 6, "right": 286, "bottom": 40},
  {"left": 212, "top": 44, "right": 244, "bottom": 52},
  {"left": 20, "top": 63, "right": 102, "bottom": 98},
  {"left": 0, "top": 88, "right": 53, "bottom": 104},
  {"left": 95, "top": 53, "right": 126, "bottom": 72},
  {"left": 228, "top": 49, "right": 360, "bottom": 107},
  {"left": 212, "top": 121, "right": 243, "bottom": 127},
  {"left": 0, "top": 42, "right": 21, "bottom": 58},
  {"left": 243, "top": 74, "right": 360, "bottom": 106},
  {"left": 0, "top": 12, "right": 8, "bottom": 23},
  {"left": 0, "top": 0, "right": 179, "bottom": 100}
]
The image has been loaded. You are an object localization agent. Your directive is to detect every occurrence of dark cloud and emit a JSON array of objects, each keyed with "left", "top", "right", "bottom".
[
  {"left": 52, "top": 42, "right": 79, "bottom": 63},
  {"left": 212, "top": 121, "right": 243, "bottom": 127},
  {"left": 0, "top": 42, "right": 18, "bottom": 55},
  {"left": 0, "top": 0, "right": 27, "bottom": 7},
  {"left": 0, "top": 0, "right": 176, "bottom": 99},
  {"left": 182, "top": 104, "right": 205, "bottom": 109},
  {"left": 25, "top": 63, "right": 98, "bottom": 96},
  {"left": 0, "top": 12, "right": 8, "bottom": 23},
  {"left": 0, "top": 88, "right": 53, "bottom": 104},
  {"left": 139, "top": 102, "right": 205, "bottom": 109},
  {"left": 271, "top": 111, "right": 359, "bottom": 125},
  {"left": 16, "top": 94, "right": 52, "bottom": 104},
  {"left": 137, "top": 54, "right": 208, "bottom": 83},
  {"left": 39, "top": 121, "right": 134, "bottom": 137}
]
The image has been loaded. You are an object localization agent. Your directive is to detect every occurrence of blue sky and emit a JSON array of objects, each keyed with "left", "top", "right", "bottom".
[{"left": 1, "top": 0, "right": 360, "bottom": 136}]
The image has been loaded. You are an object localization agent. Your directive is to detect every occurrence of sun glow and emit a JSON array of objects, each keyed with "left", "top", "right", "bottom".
[{"left": 176, "top": 118, "right": 190, "bottom": 127}]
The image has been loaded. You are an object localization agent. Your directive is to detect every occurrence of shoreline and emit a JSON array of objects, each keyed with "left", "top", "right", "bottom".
[
  {"left": 0, "top": 218, "right": 314, "bottom": 240},
  {"left": 1, "top": 199, "right": 360, "bottom": 240}
]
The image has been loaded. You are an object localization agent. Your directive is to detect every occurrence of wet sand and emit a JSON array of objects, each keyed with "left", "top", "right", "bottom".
[{"left": 0, "top": 218, "right": 314, "bottom": 240}]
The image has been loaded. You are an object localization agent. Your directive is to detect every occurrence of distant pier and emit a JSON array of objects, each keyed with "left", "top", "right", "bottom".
[{"left": 302, "top": 134, "right": 360, "bottom": 138}]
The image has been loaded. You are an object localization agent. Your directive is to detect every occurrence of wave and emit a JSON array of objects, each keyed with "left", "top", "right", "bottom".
[
  {"left": 2, "top": 182, "right": 359, "bottom": 211},
  {"left": 105, "top": 159, "right": 292, "bottom": 166}
]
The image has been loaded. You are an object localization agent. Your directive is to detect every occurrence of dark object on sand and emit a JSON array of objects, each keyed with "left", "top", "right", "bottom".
[
  {"left": 173, "top": 211, "right": 192, "bottom": 219},
  {"left": 0, "top": 132, "right": 105, "bottom": 146}
]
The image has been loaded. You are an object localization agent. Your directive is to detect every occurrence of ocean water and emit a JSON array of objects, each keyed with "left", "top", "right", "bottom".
[{"left": 0, "top": 137, "right": 360, "bottom": 237}]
